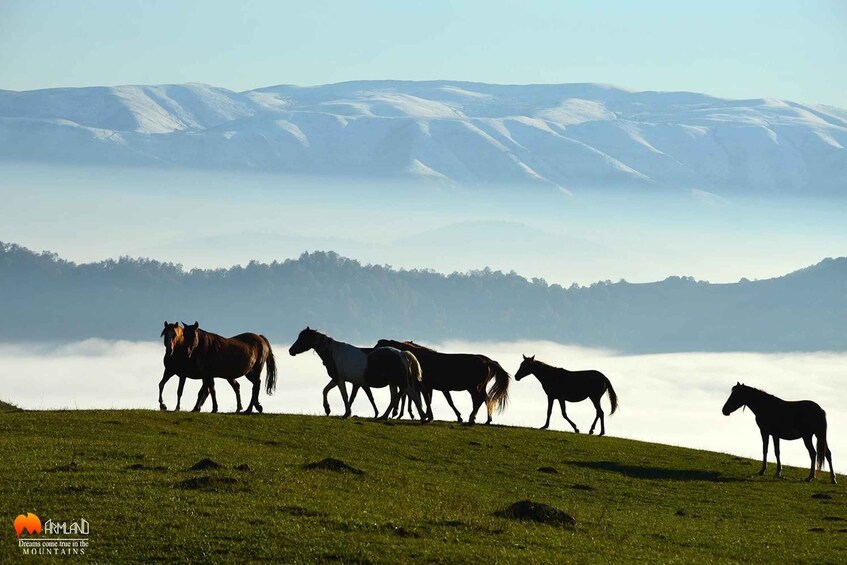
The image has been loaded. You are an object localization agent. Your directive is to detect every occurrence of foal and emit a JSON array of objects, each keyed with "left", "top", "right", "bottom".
[{"left": 515, "top": 355, "right": 618, "bottom": 435}]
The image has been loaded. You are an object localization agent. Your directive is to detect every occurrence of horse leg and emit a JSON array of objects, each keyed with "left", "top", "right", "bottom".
[
  {"left": 442, "top": 391, "right": 463, "bottom": 423},
  {"left": 379, "top": 385, "right": 399, "bottom": 420},
  {"left": 175, "top": 376, "right": 187, "bottom": 411},
  {"left": 322, "top": 381, "right": 336, "bottom": 415},
  {"left": 192, "top": 379, "right": 209, "bottom": 412},
  {"left": 468, "top": 389, "right": 485, "bottom": 425},
  {"left": 157, "top": 369, "right": 176, "bottom": 410},
  {"left": 409, "top": 385, "right": 426, "bottom": 422},
  {"left": 589, "top": 396, "right": 604, "bottom": 436},
  {"left": 337, "top": 380, "right": 352, "bottom": 418},
  {"left": 758, "top": 430, "right": 769, "bottom": 475},
  {"left": 204, "top": 377, "right": 218, "bottom": 413},
  {"left": 559, "top": 399, "right": 580, "bottom": 433},
  {"left": 395, "top": 393, "right": 406, "bottom": 419},
  {"left": 540, "top": 396, "right": 554, "bottom": 429},
  {"left": 423, "top": 387, "right": 435, "bottom": 421},
  {"left": 773, "top": 437, "right": 782, "bottom": 478},
  {"left": 803, "top": 435, "right": 817, "bottom": 482},
  {"left": 243, "top": 371, "right": 262, "bottom": 414},
  {"left": 362, "top": 387, "right": 379, "bottom": 419},
  {"left": 826, "top": 448, "right": 836, "bottom": 484},
  {"left": 349, "top": 384, "right": 360, "bottom": 407},
  {"left": 228, "top": 378, "right": 242, "bottom": 413}
]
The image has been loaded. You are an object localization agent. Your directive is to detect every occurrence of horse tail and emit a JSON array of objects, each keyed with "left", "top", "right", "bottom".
[
  {"left": 486, "top": 361, "right": 510, "bottom": 414},
  {"left": 604, "top": 375, "right": 619, "bottom": 415},
  {"left": 816, "top": 413, "right": 828, "bottom": 475},
  {"left": 403, "top": 351, "right": 423, "bottom": 386},
  {"left": 261, "top": 335, "right": 277, "bottom": 395}
]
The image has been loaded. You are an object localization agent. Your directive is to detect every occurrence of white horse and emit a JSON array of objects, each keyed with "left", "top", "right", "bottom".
[{"left": 288, "top": 327, "right": 426, "bottom": 420}]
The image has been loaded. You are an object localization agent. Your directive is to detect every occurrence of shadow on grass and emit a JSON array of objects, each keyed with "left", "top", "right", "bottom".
[{"left": 571, "top": 461, "right": 737, "bottom": 482}]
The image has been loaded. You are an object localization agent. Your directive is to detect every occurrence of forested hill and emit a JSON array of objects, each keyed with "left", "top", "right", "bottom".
[{"left": 1, "top": 242, "right": 844, "bottom": 352}]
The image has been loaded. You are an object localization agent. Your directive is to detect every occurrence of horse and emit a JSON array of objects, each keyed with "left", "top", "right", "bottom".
[
  {"left": 157, "top": 321, "right": 243, "bottom": 411},
  {"left": 514, "top": 355, "right": 618, "bottom": 435},
  {"left": 375, "top": 339, "right": 510, "bottom": 424},
  {"left": 289, "top": 327, "right": 426, "bottom": 420},
  {"left": 722, "top": 382, "right": 836, "bottom": 483},
  {"left": 181, "top": 322, "right": 277, "bottom": 414}
]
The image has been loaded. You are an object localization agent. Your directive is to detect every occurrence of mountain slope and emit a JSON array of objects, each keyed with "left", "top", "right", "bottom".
[
  {"left": 1, "top": 81, "right": 845, "bottom": 194},
  {"left": 0, "top": 409, "right": 843, "bottom": 563}
]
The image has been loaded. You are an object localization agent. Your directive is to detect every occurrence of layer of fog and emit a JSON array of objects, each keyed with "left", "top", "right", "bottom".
[
  {"left": 2, "top": 339, "right": 844, "bottom": 474},
  {"left": 2, "top": 163, "right": 846, "bottom": 286}
]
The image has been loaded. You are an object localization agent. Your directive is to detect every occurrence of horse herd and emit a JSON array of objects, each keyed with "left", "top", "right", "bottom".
[{"left": 157, "top": 321, "right": 837, "bottom": 484}]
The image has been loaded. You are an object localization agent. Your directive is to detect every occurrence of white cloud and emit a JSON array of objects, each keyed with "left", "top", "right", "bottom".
[{"left": 1, "top": 339, "right": 844, "bottom": 474}]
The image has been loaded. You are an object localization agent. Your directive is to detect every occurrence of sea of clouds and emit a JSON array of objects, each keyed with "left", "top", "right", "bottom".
[{"left": 2, "top": 339, "right": 844, "bottom": 474}]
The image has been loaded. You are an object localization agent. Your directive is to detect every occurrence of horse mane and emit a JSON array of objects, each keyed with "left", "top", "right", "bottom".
[
  {"left": 531, "top": 358, "right": 561, "bottom": 373},
  {"left": 739, "top": 384, "right": 779, "bottom": 401},
  {"left": 400, "top": 340, "right": 437, "bottom": 352},
  {"left": 196, "top": 328, "right": 226, "bottom": 354}
]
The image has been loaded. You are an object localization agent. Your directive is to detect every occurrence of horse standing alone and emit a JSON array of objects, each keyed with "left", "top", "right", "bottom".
[
  {"left": 514, "top": 355, "right": 618, "bottom": 435},
  {"left": 722, "top": 382, "right": 836, "bottom": 483}
]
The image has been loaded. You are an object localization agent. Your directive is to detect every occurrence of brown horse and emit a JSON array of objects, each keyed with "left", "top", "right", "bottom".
[
  {"left": 375, "top": 339, "right": 510, "bottom": 424},
  {"left": 515, "top": 355, "right": 618, "bottom": 435},
  {"left": 722, "top": 382, "right": 836, "bottom": 483},
  {"left": 158, "top": 321, "right": 242, "bottom": 411},
  {"left": 182, "top": 322, "right": 277, "bottom": 414}
]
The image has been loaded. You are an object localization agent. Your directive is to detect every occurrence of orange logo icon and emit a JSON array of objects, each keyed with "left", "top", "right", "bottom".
[{"left": 14, "top": 513, "right": 42, "bottom": 538}]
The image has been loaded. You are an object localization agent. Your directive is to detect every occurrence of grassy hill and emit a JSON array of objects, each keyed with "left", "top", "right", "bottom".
[{"left": 1, "top": 408, "right": 843, "bottom": 563}]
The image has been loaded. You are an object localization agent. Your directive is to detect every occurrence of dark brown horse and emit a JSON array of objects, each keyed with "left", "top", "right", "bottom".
[
  {"left": 182, "top": 322, "right": 277, "bottom": 414},
  {"left": 515, "top": 355, "right": 618, "bottom": 435},
  {"left": 722, "top": 382, "right": 836, "bottom": 483},
  {"left": 375, "top": 339, "right": 510, "bottom": 424},
  {"left": 157, "top": 321, "right": 242, "bottom": 411}
]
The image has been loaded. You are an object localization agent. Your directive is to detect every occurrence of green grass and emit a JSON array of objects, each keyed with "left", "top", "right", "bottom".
[{"left": 1, "top": 408, "right": 843, "bottom": 563}]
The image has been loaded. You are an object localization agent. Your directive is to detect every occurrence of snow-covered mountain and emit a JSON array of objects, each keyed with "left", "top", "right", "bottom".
[{"left": 1, "top": 80, "right": 845, "bottom": 194}]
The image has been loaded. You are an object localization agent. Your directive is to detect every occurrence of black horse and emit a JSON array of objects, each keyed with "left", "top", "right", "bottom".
[
  {"left": 514, "top": 355, "right": 618, "bottom": 435},
  {"left": 375, "top": 339, "right": 510, "bottom": 424},
  {"left": 722, "top": 382, "right": 836, "bottom": 483}
]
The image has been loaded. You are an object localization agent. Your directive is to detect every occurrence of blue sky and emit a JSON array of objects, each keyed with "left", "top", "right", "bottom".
[{"left": 1, "top": 0, "right": 845, "bottom": 106}]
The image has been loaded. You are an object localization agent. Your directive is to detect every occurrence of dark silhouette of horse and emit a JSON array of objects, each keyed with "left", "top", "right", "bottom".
[
  {"left": 722, "top": 382, "right": 836, "bottom": 483},
  {"left": 375, "top": 339, "right": 510, "bottom": 424},
  {"left": 289, "top": 328, "right": 425, "bottom": 420},
  {"left": 181, "top": 322, "right": 277, "bottom": 414},
  {"left": 514, "top": 355, "right": 618, "bottom": 435},
  {"left": 157, "top": 321, "right": 242, "bottom": 411}
]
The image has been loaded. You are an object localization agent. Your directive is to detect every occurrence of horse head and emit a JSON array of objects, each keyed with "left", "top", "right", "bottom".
[
  {"left": 181, "top": 321, "right": 200, "bottom": 358},
  {"left": 722, "top": 382, "right": 747, "bottom": 415},
  {"left": 289, "top": 327, "right": 318, "bottom": 356},
  {"left": 515, "top": 355, "right": 535, "bottom": 381},
  {"left": 160, "top": 321, "right": 183, "bottom": 358}
]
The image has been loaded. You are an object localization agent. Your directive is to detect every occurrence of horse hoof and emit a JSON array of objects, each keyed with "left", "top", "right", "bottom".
[
  {"left": 832, "top": 478, "right": 838, "bottom": 485},
  {"left": 589, "top": 430, "right": 595, "bottom": 435},
  {"left": 159, "top": 403, "right": 167, "bottom": 411},
  {"left": 805, "top": 476, "right": 814, "bottom": 482},
  {"left": 574, "top": 429, "right": 580, "bottom": 434},
  {"left": 256, "top": 405, "right": 263, "bottom": 414}
]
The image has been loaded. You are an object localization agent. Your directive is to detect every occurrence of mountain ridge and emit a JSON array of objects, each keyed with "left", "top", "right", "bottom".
[
  {"left": 2, "top": 80, "right": 845, "bottom": 194},
  {"left": 1, "top": 241, "right": 844, "bottom": 353}
]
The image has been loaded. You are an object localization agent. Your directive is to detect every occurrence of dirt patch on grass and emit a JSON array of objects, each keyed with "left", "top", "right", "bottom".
[
  {"left": 234, "top": 463, "right": 252, "bottom": 472},
  {"left": 537, "top": 466, "right": 558, "bottom": 474},
  {"left": 812, "top": 493, "right": 833, "bottom": 500},
  {"left": 304, "top": 458, "right": 364, "bottom": 475},
  {"left": 571, "top": 484, "right": 594, "bottom": 491},
  {"left": 495, "top": 500, "right": 576, "bottom": 527},
  {"left": 190, "top": 458, "right": 222, "bottom": 471}
]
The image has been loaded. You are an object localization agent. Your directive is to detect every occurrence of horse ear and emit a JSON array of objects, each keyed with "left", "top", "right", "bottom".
[
  {"left": 522, "top": 354, "right": 527, "bottom": 360},
  {"left": 193, "top": 321, "right": 199, "bottom": 328},
  {"left": 530, "top": 355, "right": 535, "bottom": 360},
  {"left": 306, "top": 326, "right": 311, "bottom": 330},
  {"left": 736, "top": 381, "right": 740, "bottom": 386},
  {"left": 164, "top": 320, "right": 168, "bottom": 327}
]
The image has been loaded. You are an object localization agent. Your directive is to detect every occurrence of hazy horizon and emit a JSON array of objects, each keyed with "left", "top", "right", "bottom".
[
  {"left": 2, "top": 163, "right": 845, "bottom": 287},
  {"left": 2, "top": 338, "right": 844, "bottom": 474}
]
